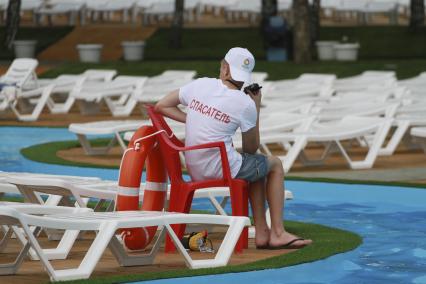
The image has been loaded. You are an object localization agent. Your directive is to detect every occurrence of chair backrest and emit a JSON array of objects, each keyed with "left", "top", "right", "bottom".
[
  {"left": 146, "top": 105, "right": 186, "bottom": 184},
  {"left": 0, "top": 58, "right": 38, "bottom": 88}
]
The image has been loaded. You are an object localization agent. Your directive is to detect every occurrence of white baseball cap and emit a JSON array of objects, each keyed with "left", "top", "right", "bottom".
[{"left": 224, "top": 47, "right": 255, "bottom": 84}]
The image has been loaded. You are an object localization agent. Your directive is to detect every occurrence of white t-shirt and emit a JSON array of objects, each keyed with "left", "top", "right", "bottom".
[{"left": 179, "top": 77, "right": 257, "bottom": 181}]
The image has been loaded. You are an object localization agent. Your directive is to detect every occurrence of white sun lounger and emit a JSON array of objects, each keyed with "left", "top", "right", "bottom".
[
  {"left": 0, "top": 203, "right": 92, "bottom": 274},
  {"left": 38, "top": 69, "right": 117, "bottom": 88},
  {"left": 85, "top": 0, "right": 135, "bottom": 23},
  {"left": 362, "top": 1, "right": 399, "bottom": 24},
  {"left": 259, "top": 116, "right": 393, "bottom": 172},
  {"left": 4, "top": 83, "right": 56, "bottom": 121},
  {"left": 374, "top": 113, "right": 426, "bottom": 156},
  {"left": 411, "top": 127, "right": 426, "bottom": 153},
  {"left": 0, "top": 201, "right": 88, "bottom": 263},
  {"left": 0, "top": 204, "right": 250, "bottom": 281},
  {"left": 0, "top": 171, "right": 100, "bottom": 197},
  {"left": 4, "top": 175, "right": 293, "bottom": 223},
  {"left": 0, "top": 58, "right": 39, "bottom": 89},
  {"left": 69, "top": 118, "right": 186, "bottom": 155},
  {"left": 35, "top": 0, "right": 86, "bottom": 26},
  {"left": 99, "top": 71, "right": 196, "bottom": 117},
  {"left": 265, "top": 73, "right": 335, "bottom": 101},
  {"left": 69, "top": 119, "right": 147, "bottom": 155},
  {"left": 0, "top": 172, "right": 101, "bottom": 258},
  {"left": 40, "top": 69, "right": 117, "bottom": 114},
  {"left": 20, "top": 0, "right": 43, "bottom": 23},
  {"left": 143, "top": 0, "right": 200, "bottom": 25},
  {"left": 123, "top": 118, "right": 187, "bottom": 143},
  {"left": 199, "top": 0, "right": 238, "bottom": 15},
  {"left": 0, "top": 58, "right": 39, "bottom": 111},
  {"left": 248, "top": 72, "right": 268, "bottom": 84},
  {"left": 398, "top": 72, "right": 426, "bottom": 89},
  {"left": 334, "top": 71, "right": 396, "bottom": 93},
  {"left": 314, "top": 102, "right": 399, "bottom": 121},
  {"left": 232, "top": 112, "right": 316, "bottom": 156},
  {"left": 69, "top": 75, "right": 147, "bottom": 115},
  {"left": 2, "top": 69, "right": 117, "bottom": 121},
  {"left": 225, "top": 0, "right": 261, "bottom": 24},
  {"left": 3, "top": 173, "right": 292, "bottom": 250}
]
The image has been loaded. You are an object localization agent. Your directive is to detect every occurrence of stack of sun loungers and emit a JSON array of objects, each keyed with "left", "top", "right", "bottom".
[
  {"left": 61, "top": 68, "right": 426, "bottom": 173},
  {"left": 1, "top": 0, "right": 410, "bottom": 26},
  {"left": 1, "top": 58, "right": 425, "bottom": 168},
  {"left": 0, "top": 169, "right": 264, "bottom": 281},
  {"left": 0, "top": 202, "right": 250, "bottom": 281},
  {"left": 0, "top": 59, "right": 198, "bottom": 120}
]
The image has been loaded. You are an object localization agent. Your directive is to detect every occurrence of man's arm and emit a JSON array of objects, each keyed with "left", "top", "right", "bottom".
[
  {"left": 241, "top": 90, "right": 261, "bottom": 154},
  {"left": 154, "top": 89, "right": 186, "bottom": 123},
  {"left": 242, "top": 126, "right": 259, "bottom": 154}
]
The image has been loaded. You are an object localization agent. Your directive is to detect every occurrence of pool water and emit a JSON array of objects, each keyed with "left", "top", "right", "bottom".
[
  {"left": 185, "top": 182, "right": 426, "bottom": 284},
  {"left": 0, "top": 126, "right": 118, "bottom": 180},
  {"left": 1, "top": 127, "right": 426, "bottom": 284}
]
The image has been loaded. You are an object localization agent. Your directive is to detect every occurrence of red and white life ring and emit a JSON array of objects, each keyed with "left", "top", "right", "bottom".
[{"left": 116, "top": 125, "right": 168, "bottom": 250}]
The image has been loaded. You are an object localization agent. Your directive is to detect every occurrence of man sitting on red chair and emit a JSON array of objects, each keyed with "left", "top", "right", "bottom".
[{"left": 155, "top": 47, "right": 312, "bottom": 250}]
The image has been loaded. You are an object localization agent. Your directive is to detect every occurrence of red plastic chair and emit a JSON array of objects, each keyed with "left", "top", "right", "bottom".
[{"left": 146, "top": 105, "right": 249, "bottom": 253}]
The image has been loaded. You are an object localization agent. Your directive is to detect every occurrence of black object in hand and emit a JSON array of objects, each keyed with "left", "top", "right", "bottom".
[{"left": 244, "top": 83, "right": 262, "bottom": 94}]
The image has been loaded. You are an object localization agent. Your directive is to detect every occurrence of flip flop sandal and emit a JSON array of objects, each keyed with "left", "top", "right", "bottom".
[{"left": 267, "top": 238, "right": 307, "bottom": 250}]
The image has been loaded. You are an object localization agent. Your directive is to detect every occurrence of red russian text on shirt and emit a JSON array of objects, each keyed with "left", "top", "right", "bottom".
[{"left": 189, "top": 99, "right": 231, "bottom": 124}]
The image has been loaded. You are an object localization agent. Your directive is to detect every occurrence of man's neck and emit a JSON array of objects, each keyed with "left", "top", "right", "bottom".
[{"left": 222, "top": 79, "right": 241, "bottom": 90}]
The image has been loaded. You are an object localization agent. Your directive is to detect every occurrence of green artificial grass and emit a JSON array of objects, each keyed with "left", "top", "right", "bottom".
[
  {"left": 0, "top": 27, "right": 74, "bottom": 60},
  {"left": 0, "top": 195, "right": 24, "bottom": 202},
  {"left": 20, "top": 138, "right": 119, "bottom": 169},
  {"left": 55, "top": 221, "right": 361, "bottom": 284},
  {"left": 319, "top": 26, "right": 426, "bottom": 59},
  {"left": 144, "top": 28, "right": 266, "bottom": 60},
  {"left": 40, "top": 59, "right": 426, "bottom": 81},
  {"left": 2, "top": 26, "right": 424, "bottom": 62},
  {"left": 142, "top": 26, "right": 426, "bottom": 61}
]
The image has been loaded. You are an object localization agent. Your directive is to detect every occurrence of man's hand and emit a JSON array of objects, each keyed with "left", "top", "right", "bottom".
[{"left": 246, "top": 89, "right": 262, "bottom": 109}]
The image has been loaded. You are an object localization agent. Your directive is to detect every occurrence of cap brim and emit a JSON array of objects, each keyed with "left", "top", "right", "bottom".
[{"left": 229, "top": 65, "right": 251, "bottom": 84}]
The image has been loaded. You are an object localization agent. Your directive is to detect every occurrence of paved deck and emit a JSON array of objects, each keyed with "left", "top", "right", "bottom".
[{"left": 37, "top": 25, "right": 157, "bottom": 61}]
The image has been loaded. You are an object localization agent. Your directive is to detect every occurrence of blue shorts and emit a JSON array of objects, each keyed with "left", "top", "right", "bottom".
[{"left": 235, "top": 153, "right": 270, "bottom": 183}]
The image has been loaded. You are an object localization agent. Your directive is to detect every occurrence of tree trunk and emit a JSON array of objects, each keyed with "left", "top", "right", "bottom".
[
  {"left": 311, "top": 0, "right": 320, "bottom": 43},
  {"left": 170, "top": 0, "right": 184, "bottom": 49},
  {"left": 409, "top": 0, "right": 425, "bottom": 30},
  {"left": 293, "top": 0, "right": 312, "bottom": 63},
  {"left": 310, "top": 0, "right": 320, "bottom": 58},
  {"left": 4, "top": 0, "right": 21, "bottom": 50}
]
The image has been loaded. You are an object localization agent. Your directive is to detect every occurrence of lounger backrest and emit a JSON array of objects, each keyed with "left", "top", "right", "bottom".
[
  {"left": 20, "top": 0, "right": 43, "bottom": 10},
  {"left": 1, "top": 58, "right": 38, "bottom": 88},
  {"left": 82, "top": 69, "right": 117, "bottom": 81},
  {"left": 160, "top": 70, "right": 197, "bottom": 80}
]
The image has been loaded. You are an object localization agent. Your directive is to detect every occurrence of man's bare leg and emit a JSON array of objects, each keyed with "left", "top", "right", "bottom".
[
  {"left": 248, "top": 179, "right": 270, "bottom": 247},
  {"left": 266, "top": 156, "right": 312, "bottom": 248}
]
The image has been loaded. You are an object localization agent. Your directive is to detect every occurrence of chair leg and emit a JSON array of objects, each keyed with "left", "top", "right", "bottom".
[
  {"left": 229, "top": 181, "right": 249, "bottom": 252},
  {"left": 165, "top": 189, "right": 194, "bottom": 253}
]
